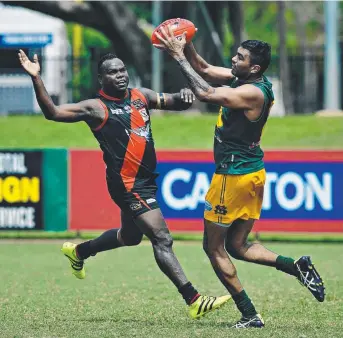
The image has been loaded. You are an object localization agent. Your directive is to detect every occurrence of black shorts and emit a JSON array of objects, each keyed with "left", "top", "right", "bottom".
[{"left": 107, "top": 176, "right": 160, "bottom": 218}]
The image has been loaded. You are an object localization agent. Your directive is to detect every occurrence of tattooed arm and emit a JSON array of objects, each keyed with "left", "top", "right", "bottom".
[
  {"left": 154, "top": 26, "right": 263, "bottom": 110},
  {"left": 174, "top": 56, "right": 264, "bottom": 111},
  {"left": 184, "top": 42, "right": 234, "bottom": 84},
  {"left": 173, "top": 56, "right": 214, "bottom": 101}
]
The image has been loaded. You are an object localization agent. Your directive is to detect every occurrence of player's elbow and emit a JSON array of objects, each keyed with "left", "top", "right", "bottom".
[
  {"left": 197, "top": 94, "right": 208, "bottom": 102},
  {"left": 42, "top": 111, "right": 56, "bottom": 121},
  {"left": 39, "top": 105, "right": 60, "bottom": 121},
  {"left": 196, "top": 87, "right": 216, "bottom": 103},
  {"left": 197, "top": 91, "right": 212, "bottom": 103}
]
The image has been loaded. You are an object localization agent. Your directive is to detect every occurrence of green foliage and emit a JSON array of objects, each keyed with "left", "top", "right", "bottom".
[
  {"left": 127, "top": 2, "right": 152, "bottom": 22},
  {"left": 66, "top": 23, "right": 111, "bottom": 55},
  {"left": 222, "top": 7, "right": 234, "bottom": 59},
  {"left": 66, "top": 23, "right": 112, "bottom": 101},
  {"left": 243, "top": 2, "right": 298, "bottom": 55}
]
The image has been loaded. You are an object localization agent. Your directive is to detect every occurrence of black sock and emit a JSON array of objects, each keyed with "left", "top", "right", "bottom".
[
  {"left": 178, "top": 282, "right": 200, "bottom": 305},
  {"left": 76, "top": 229, "right": 123, "bottom": 260},
  {"left": 232, "top": 290, "right": 257, "bottom": 318},
  {"left": 275, "top": 255, "right": 296, "bottom": 276}
]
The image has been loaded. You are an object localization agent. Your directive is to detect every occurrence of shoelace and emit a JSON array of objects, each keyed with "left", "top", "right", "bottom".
[
  {"left": 296, "top": 266, "right": 319, "bottom": 292},
  {"left": 233, "top": 317, "right": 257, "bottom": 328}
]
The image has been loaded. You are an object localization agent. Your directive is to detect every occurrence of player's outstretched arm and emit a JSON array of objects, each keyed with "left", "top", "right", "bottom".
[
  {"left": 153, "top": 28, "right": 263, "bottom": 111},
  {"left": 139, "top": 87, "right": 195, "bottom": 111},
  {"left": 184, "top": 42, "right": 235, "bottom": 84},
  {"left": 196, "top": 84, "right": 264, "bottom": 110},
  {"left": 18, "top": 49, "right": 105, "bottom": 128}
]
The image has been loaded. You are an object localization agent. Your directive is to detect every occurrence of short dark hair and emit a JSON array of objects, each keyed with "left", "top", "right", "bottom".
[
  {"left": 98, "top": 53, "right": 118, "bottom": 73},
  {"left": 240, "top": 40, "right": 271, "bottom": 74}
]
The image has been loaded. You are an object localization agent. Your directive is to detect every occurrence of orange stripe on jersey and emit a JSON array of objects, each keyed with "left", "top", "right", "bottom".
[
  {"left": 120, "top": 89, "right": 148, "bottom": 191},
  {"left": 130, "top": 88, "right": 148, "bottom": 106},
  {"left": 133, "top": 192, "right": 151, "bottom": 210},
  {"left": 93, "top": 99, "right": 109, "bottom": 131}
]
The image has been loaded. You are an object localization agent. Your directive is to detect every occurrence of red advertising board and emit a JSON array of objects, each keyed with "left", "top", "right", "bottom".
[{"left": 70, "top": 150, "right": 343, "bottom": 233}]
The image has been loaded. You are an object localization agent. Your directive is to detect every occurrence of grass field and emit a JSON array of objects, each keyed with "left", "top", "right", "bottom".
[
  {"left": 0, "top": 114, "right": 342, "bottom": 149},
  {"left": 1, "top": 241, "right": 342, "bottom": 337}
]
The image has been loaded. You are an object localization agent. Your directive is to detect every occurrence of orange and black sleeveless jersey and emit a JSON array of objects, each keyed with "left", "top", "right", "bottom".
[{"left": 92, "top": 88, "right": 157, "bottom": 192}]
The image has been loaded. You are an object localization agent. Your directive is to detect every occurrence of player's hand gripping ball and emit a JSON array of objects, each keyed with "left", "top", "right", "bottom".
[{"left": 151, "top": 18, "right": 197, "bottom": 49}]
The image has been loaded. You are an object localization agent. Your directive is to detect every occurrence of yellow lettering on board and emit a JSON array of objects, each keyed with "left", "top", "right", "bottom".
[
  {"left": 0, "top": 177, "right": 40, "bottom": 203},
  {"left": 2, "top": 176, "right": 20, "bottom": 203},
  {"left": 21, "top": 177, "right": 40, "bottom": 203}
]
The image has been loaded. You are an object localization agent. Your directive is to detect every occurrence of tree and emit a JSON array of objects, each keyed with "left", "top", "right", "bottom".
[
  {"left": 278, "top": 1, "right": 294, "bottom": 115},
  {"left": 287, "top": 1, "right": 324, "bottom": 113},
  {"left": 228, "top": 1, "right": 244, "bottom": 57},
  {"left": 2, "top": 1, "right": 152, "bottom": 87}
]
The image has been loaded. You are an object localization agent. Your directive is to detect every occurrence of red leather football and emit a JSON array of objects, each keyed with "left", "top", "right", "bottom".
[{"left": 151, "top": 18, "right": 196, "bottom": 49}]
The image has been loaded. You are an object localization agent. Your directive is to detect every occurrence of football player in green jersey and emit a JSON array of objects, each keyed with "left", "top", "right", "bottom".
[{"left": 155, "top": 26, "right": 325, "bottom": 328}]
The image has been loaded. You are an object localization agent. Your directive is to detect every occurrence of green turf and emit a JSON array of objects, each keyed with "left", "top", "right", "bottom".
[
  {"left": 1, "top": 230, "right": 343, "bottom": 243},
  {"left": 0, "top": 242, "right": 342, "bottom": 337},
  {"left": 1, "top": 114, "right": 342, "bottom": 149}
]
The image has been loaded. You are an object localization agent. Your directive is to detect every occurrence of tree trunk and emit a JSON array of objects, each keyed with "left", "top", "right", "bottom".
[
  {"left": 205, "top": 2, "right": 226, "bottom": 42},
  {"left": 278, "top": 1, "right": 294, "bottom": 114},
  {"left": 228, "top": 1, "right": 244, "bottom": 56},
  {"left": 291, "top": 2, "right": 319, "bottom": 113},
  {"left": 2, "top": 1, "right": 152, "bottom": 87}
]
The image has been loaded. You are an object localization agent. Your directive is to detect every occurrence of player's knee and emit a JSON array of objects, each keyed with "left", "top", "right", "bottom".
[
  {"left": 206, "top": 245, "right": 222, "bottom": 260},
  {"left": 205, "top": 244, "right": 220, "bottom": 260},
  {"left": 225, "top": 241, "right": 244, "bottom": 260},
  {"left": 152, "top": 230, "right": 173, "bottom": 250}
]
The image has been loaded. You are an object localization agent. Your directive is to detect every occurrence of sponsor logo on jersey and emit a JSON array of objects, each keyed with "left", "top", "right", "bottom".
[
  {"left": 132, "top": 99, "right": 145, "bottom": 109},
  {"left": 130, "top": 202, "right": 142, "bottom": 211},
  {"left": 131, "top": 125, "right": 151, "bottom": 140},
  {"left": 139, "top": 108, "right": 149, "bottom": 122},
  {"left": 124, "top": 106, "right": 132, "bottom": 114},
  {"left": 146, "top": 198, "right": 156, "bottom": 204},
  {"left": 214, "top": 205, "right": 228, "bottom": 215},
  {"left": 110, "top": 108, "right": 124, "bottom": 115}
]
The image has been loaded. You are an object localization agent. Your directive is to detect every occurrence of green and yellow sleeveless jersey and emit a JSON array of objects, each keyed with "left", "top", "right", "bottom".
[{"left": 214, "top": 75, "right": 274, "bottom": 175}]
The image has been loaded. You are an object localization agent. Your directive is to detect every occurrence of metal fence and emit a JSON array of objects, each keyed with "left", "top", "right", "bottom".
[
  {"left": 0, "top": 54, "right": 334, "bottom": 115},
  {"left": 266, "top": 55, "right": 326, "bottom": 114}
]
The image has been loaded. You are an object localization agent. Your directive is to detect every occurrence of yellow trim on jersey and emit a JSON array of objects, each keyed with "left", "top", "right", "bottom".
[{"left": 216, "top": 107, "right": 224, "bottom": 128}]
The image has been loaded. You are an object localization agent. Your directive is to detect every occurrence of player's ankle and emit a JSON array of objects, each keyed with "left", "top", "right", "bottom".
[
  {"left": 75, "top": 241, "right": 91, "bottom": 260},
  {"left": 178, "top": 282, "right": 200, "bottom": 305},
  {"left": 189, "top": 293, "right": 200, "bottom": 305},
  {"left": 233, "top": 290, "right": 257, "bottom": 318},
  {"left": 276, "top": 255, "right": 296, "bottom": 276}
]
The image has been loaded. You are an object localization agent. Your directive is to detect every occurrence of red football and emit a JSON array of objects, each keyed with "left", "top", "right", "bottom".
[{"left": 151, "top": 18, "right": 196, "bottom": 49}]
